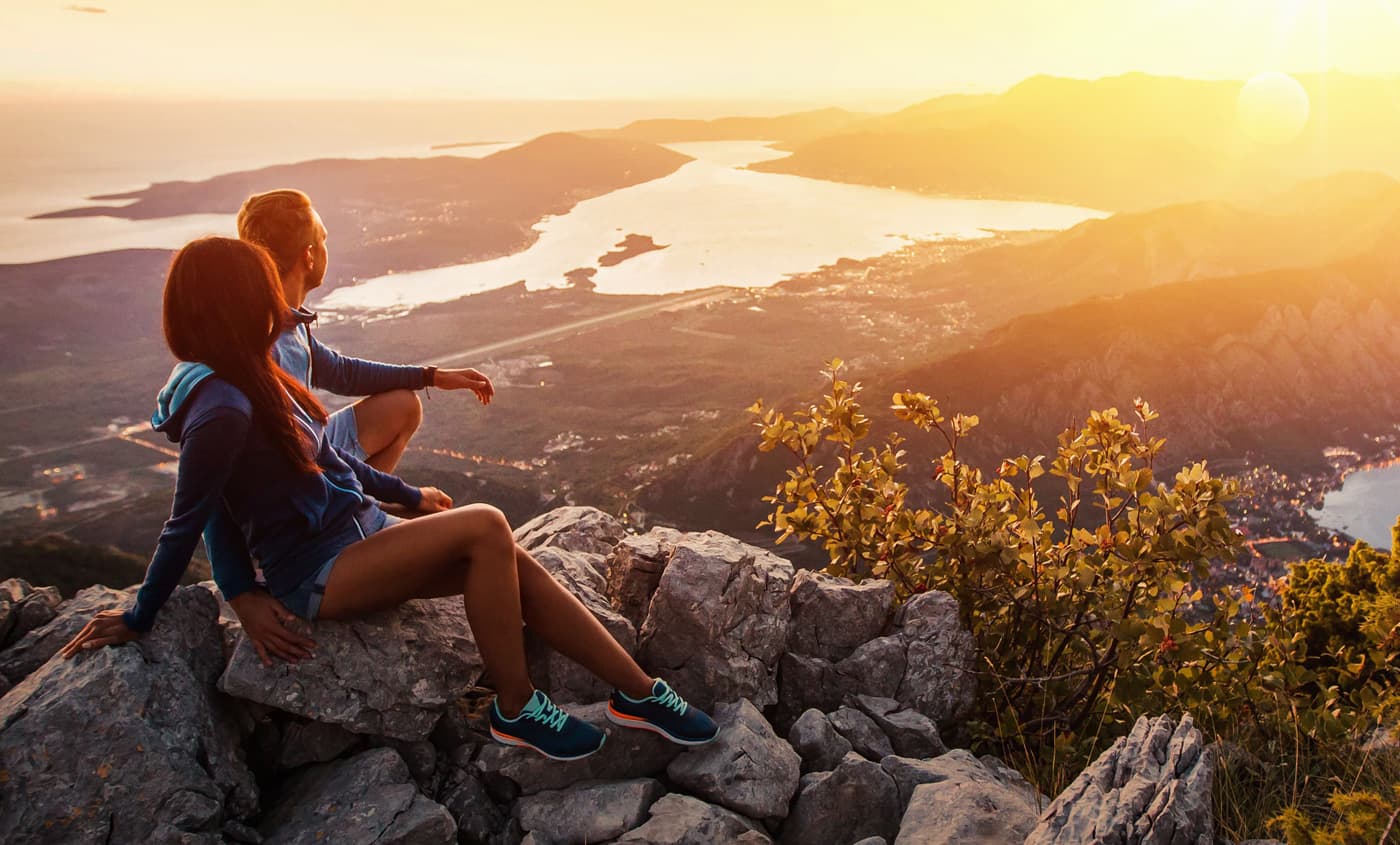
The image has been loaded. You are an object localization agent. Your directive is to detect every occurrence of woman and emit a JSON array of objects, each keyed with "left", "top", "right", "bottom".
[{"left": 59, "top": 237, "right": 716, "bottom": 760}]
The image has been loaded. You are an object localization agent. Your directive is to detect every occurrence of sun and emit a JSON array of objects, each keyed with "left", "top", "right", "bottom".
[{"left": 1236, "top": 72, "right": 1311, "bottom": 144}]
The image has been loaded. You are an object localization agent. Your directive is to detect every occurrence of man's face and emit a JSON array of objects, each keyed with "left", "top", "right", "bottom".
[{"left": 305, "top": 208, "right": 329, "bottom": 291}]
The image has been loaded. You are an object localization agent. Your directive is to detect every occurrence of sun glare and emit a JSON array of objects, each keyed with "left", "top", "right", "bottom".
[{"left": 1237, "top": 71, "right": 1311, "bottom": 144}]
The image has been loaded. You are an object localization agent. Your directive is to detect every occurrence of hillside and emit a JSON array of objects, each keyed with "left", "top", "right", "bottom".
[
  {"left": 34, "top": 133, "right": 693, "bottom": 293},
  {"left": 750, "top": 72, "right": 1400, "bottom": 211},
  {"left": 910, "top": 171, "right": 1400, "bottom": 322},
  {"left": 642, "top": 237, "right": 1400, "bottom": 540}
]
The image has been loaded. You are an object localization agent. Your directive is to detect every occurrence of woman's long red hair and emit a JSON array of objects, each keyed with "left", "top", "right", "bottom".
[{"left": 163, "top": 237, "right": 327, "bottom": 474}]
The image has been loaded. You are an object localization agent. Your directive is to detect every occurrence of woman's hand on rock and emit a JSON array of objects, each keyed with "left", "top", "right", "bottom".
[
  {"left": 229, "top": 589, "right": 316, "bottom": 667},
  {"left": 59, "top": 609, "right": 139, "bottom": 658}
]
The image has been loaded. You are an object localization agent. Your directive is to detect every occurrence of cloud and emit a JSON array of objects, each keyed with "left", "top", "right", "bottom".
[{"left": 64, "top": 4, "right": 107, "bottom": 12}]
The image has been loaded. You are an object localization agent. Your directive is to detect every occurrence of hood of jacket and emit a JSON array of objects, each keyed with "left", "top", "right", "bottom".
[{"left": 151, "top": 361, "right": 216, "bottom": 438}]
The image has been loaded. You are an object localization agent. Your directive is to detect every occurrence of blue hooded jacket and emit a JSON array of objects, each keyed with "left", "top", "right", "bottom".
[{"left": 123, "top": 362, "right": 422, "bottom": 632}]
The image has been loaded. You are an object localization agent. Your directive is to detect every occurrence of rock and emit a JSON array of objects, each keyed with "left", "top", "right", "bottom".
[
  {"left": 851, "top": 839, "right": 888, "bottom": 845},
  {"left": 606, "top": 527, "right": 683, "bottom": 629},
  {"left": 0, "top": 586, "right": 257, "bottom": 844},
  {"left": 438, "top": 765, "right": 512, "bottom": 845},
  {"left": 666, "top": 699, "right": 801, "bottom": 822},
  {"left": 525, "top": 546, "right": 637, "bottom": 704},
  {"left": 476, "top": 702, "right": 681, "bottom": 795},
  {"left": 515, "top": 778, "right": 665, "bottom": 844},
  {"left": 786, "top": 570, "right": 893, "bottom": 661},
  {"left": 787, "top": 708, "right": 853, "bottom": 773},
  {"left": 882, "top": 750, "right": 1042, "bottom": 812},
  {"left": 618, "top": 794, "right": 771, "bottom": 844},
  {"left": 780, "top": 752, "right": 901, "bottom": 845},
  {"left": 828, "top": 706, "right": 895, "bottom": 761},
  {"left": 637, "top": 532, "right": 793, "bottom": 710},
  {"left": 891, "top": 754, "right": 1041, "bottom": 845},
  {"left": 891, "top": 591, "right": 976, "bottom": 723},
  {"left": 775, "top": 636, "right": 905, "bottom": 731},
  {"left": 259, "top": 747, "right": 454, "bottom": 845},
  {"left": 219, "top": 596, "right": 483, "bottom": 742},
  {"left": 849, "top": 695, "right": 945, "bottom": 759},
  {"left": 276, "top": 720, "right": 361, "bottom": 769},
  {"left": 0, "top": 578, "right": 62, "bottom": 648},
  {"left": 370, "top": 736, "right": 439, "bottom": 793},
  {"left": 514, "top": 505, "right": 626, "bottom": 560},
  {"left": 1024, "top": 714, "right": 1215, "bottom": 845},
  {"left": 222, "top": 820, "right": 263, "bottom": 843},
  {"left": 0, "top": 584, "right": 129, "bottom": 684}
]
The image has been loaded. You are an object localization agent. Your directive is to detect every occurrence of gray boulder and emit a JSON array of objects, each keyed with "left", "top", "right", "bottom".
[
  {"left": 786, "top": 570, "right": 893, "bottom": 661},
  {"left": 606, "top": 527, "right": 683, "bottom": 628},
  {"left": 618, "top": 794, "right": 771, "bottom": 845},
  {"left": 788, "top": 708, "right": 853, "bottom": 773},
  {"left": 275, "top": 720, "right": 361, "bottom": 770},
  {"left": 1024, "top": 714, "right": 1215, "bottom": 845},
  {"left": 849, "top": 695, "right": 945, "bottom": 759},
  {"left": 829, "top": 706, "right": 895, "bottom": 761},
  {"left": 259, "top": 747, "right": 455, "bottom": 845},
  {"left": 438, "top": 765, "right": 513, "bottom": 845},
  {"left": 882, "top": 749, "right": 1044, "bottom": 812},
  {"left": 524, "top": 546, "right": 636, "bottom": 704},
  {"left": 637, "top": 532, "right": 793, "bottom": 710},
  {"left": 667, "top": 699, "right": 801, "bottom": 822},
  {"left": 892, "top": 591, "right": 976, "bottom": 723},
  {"left": 219, "top": 596, "right": 483, "bottom": 741},
  {"left": 475, "top": 702, "right": 681, "bottom": 795},
  {"left": 0, "top": 586, "right": 257, "bottom": 844},
  {"left": 515, "top": 779, "right": 665, "bottom": 845},
  {"left": 515, "top": 505, "right": 626, "bottom": 560},
  {"left": 0, "top": 578, "right": 62, "bottom": 648},
  {"left": 780, "top": 752, "right": 902, "bottom": 845},
  {"left": 890, "top": 751, "right": 1041, "bottom": 845},
  {"left": 0, "top": 584, "right": 129, "bottom": 684}
]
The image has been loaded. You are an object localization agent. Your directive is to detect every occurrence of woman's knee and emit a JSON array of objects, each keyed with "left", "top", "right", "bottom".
[
  {"left": 386, "top": 388, "right": 423, "bottom": 433},
  {"left": 456, "top": 503, "right": 513, "bottom": 550}
]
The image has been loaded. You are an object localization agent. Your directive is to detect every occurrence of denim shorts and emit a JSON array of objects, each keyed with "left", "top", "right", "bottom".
[
  {"left": 325, "top": 405, "right": 366, "bottom": 461},
  {"left": 278, "top": 508, "right": 403, "bottom": 620}
]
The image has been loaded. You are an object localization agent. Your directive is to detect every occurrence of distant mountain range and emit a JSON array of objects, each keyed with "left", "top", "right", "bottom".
[
  {"left": 33, "top": 133, "right": 693, "bottom": 293},
  {"left": 747, "top": 72, "right": 1400, "bottom": 211},
  {"left": 583, "top": 107, "right": 867, "bottom": 144}
]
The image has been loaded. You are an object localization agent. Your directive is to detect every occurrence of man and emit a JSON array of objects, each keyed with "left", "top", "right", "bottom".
[{"left": 215, "top": 188, "right": 495, "bottom": 665}]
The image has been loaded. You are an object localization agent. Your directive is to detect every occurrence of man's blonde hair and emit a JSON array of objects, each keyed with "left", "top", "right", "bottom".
[{"left": 236, "top": 189, "right": 316, "bottom": 276}]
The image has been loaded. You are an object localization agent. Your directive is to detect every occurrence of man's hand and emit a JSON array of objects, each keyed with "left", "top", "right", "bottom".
[
  {"left": 228, "top": 589, "right": 316, "bottom": 667},
  {"left": 59, "top": 609, "right": 139, "bottom": 658},
  {"left": 418, "top": 486, "right": 454, "bottom": 514},
  {"left": 434, "top": 368, "right": 494, "bottom": 405}
]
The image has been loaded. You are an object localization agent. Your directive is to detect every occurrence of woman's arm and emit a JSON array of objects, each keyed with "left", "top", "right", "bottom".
[{"left": 334, "top": 445, "right": 424, "bottom": 509}]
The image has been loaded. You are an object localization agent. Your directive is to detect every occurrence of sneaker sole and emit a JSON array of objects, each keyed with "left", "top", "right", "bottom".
[
  {"left": 606, "top": 703, "right": 719, "bottom": 746},
  {"left": 489, "top": 726, "right": 606, "bottom": 761}
]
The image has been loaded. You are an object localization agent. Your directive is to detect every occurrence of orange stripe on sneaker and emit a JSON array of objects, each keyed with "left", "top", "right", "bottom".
[
  {"left": 491, "top": 728, "right": 525, "bottom": 743},
  {"left": 608, "top": 704, "right": 649, "bottom": 722}
]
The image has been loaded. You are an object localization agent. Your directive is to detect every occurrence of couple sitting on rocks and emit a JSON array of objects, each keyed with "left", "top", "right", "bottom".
[{"left": 58, "top": 188, "right": 718, "bottom": 759}]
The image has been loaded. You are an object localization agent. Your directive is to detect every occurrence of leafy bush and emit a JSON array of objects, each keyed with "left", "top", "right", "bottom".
[{"left": 751, "top": 361, "right": 1400, "bottom": 836}]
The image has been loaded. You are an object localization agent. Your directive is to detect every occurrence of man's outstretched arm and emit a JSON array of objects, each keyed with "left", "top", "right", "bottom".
[{"left": 307, "top": 332, "right": 428, "bottom": 397}]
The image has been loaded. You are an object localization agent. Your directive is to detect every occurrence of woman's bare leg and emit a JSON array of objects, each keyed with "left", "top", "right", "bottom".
[
  {"left": 411, "top": 544, "right": 653, "bottom": 699},
  {"left": 316, "top": 504, "right": 534, "bottom": 715}
]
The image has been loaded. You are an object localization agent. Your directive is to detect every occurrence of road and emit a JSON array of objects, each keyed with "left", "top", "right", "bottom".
[{"left": 423, "top": 287, "right": 732, "bottom": 367}]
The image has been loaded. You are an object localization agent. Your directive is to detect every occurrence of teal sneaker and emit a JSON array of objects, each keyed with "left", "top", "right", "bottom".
[
  {"left": 606, "top": 678, "right": 719, "bottom": 745},
  {"left": 489, "top": 689, "right": 606, "bottom": 761}
]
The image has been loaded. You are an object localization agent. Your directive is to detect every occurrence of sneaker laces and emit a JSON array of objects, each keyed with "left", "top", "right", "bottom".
[
  {"left": 654, "top": 682, "right": 688, "bottom": 715},
  {"left": 527, "top": 694, "right": 570, "bottom": 732}
]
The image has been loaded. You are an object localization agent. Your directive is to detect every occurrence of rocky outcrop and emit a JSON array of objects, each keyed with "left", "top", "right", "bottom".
[
  {"left": 0, "top": 586, "right": 256, "bottom": 844},
  {"left": 606, "top": 528, "right": 683, "bottom": 628},
  {"left": 0, "top": 578, "right": 62, "bottom": 648},
  {"left": 888, "top": 750, "right": 1043, "bottom": 845},
  {"left": 218, "top": 596, "right": 484, "bottom": 741},
  {"left": 618, "top": 793, "right": 771, "bottom": 844},
  {"left": 781, "top": 752, "right": 902, "bottom": 845},
  {"left": 0, "top": 584, "right": 128, "bottom": 684},
  {"left": 666, "top": 699, "right": 801, "bottom": 822},
  {"left": 515, "top": 779, "right": 665, "bottom": 844},
  {"left": 515, "top": 505, "right": 627, "bottom": 560},
  {"left": 788, "top": 708, "right": 854, "bottom": 773},
  {"left": 637, "top": 532, "right": 793, "bottom": 710},
  {"left": 786, "top": 570, "right": 894, "bottom": 661},
  {"left": 777, "top": 591, "right": 975, "bottom": 728},
  {"left": 1025, "top": 714, "right": 1215, "bottom": 845},
  {"left": 258, "top": 747, "right": 455, "bottom": 845}
]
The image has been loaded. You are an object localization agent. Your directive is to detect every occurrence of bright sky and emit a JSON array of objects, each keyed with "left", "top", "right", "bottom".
[{"left": 5, "top": 0, "right": 1400, "bottom": 101}]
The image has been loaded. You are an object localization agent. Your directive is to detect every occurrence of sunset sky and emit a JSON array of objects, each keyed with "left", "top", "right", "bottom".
[{"left": 5, "top": 0, "right": 1400, "bottom": 101}]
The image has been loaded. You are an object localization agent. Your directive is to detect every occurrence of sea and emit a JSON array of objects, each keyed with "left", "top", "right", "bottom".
[{"left": 1310, "top": 461, "right": 1400, "bottom": 551}]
